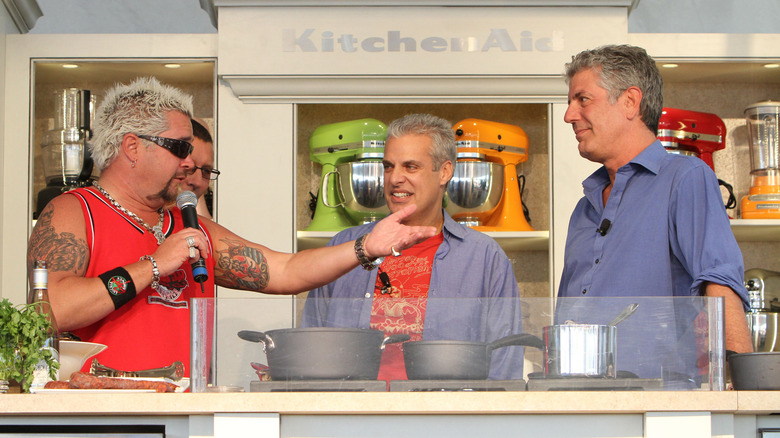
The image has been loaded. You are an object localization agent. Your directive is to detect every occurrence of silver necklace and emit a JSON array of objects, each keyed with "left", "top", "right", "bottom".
[{"left": 92, "top": 181, "right": 166, "bottom": 245}]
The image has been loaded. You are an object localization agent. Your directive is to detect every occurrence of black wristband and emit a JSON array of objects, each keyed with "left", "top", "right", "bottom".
[{"left": 99, "top": 267, "right": 137, "bottom": 310}]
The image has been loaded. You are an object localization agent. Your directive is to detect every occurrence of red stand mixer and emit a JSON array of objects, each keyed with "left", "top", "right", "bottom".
[
  {"left": 658, "top": 107, "right": 726, "bottom": 171},
  {"left": 658, "top": 107, "right": 735, "bottom": 213},
  {"left": 445, "top": 119, "right": 534, "bottom": 231},
  {"left": 741, "top": 101, "right": 780, "bottom": 219}
]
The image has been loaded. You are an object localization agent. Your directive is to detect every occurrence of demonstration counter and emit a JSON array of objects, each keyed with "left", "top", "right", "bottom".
[{"left": 0, "top": 391, "right": 779, "bottom": 438}]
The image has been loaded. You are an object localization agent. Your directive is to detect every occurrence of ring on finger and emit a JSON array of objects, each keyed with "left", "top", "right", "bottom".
[
  {"left": 189, "top": 246, "right": 198, "bottom": 259},
  {"left": 391, "top": 246, "right": 402, "bottom": 257},
  {"left": 186, "top": 236, "right": 195, "bottom": 247}
]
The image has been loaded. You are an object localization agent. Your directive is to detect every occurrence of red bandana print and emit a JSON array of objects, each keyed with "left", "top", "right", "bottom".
[{"left": 370, "top": 232, "right": 443, "bottom": 382}]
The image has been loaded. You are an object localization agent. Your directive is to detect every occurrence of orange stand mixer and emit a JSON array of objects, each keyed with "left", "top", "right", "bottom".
[
  {"left": 446, "top": 118, "right": 534, "bottom": 231},
  {"left": 742, "top": 101, "right": 780, "bottom": 219}
]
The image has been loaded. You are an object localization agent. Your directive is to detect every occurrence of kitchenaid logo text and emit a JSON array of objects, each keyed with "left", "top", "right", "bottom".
[{"left": 283, "top": 29, "right": 563, "bottom": 53}]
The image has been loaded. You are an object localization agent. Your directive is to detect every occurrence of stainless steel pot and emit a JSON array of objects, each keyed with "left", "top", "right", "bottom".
[
  {"left": 238, "top": 328, "right": 409, "bottom": 380},
  {"left": 543, "top": 323, "right": 616, "bottom": 377},
  {"left": 542, "top": 303, "right": 638, "bottom": 378}
]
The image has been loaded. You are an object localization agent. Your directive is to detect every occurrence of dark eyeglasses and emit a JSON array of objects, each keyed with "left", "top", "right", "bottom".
[
  {"left": 137, "top": 134, "right": 193, "bottom": 159},
  {"left": 189, "top": 165, "right": 220, "bottom": 181}
]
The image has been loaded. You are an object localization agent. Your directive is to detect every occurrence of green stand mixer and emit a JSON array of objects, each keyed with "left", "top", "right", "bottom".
[{"left": 306, "top": 118, "right": 390, "bottom": 231}]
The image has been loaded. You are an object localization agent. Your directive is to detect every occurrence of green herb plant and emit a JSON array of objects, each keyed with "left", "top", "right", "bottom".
[{"left": 0, "top": 298, "right": 59, "bottom": 392}]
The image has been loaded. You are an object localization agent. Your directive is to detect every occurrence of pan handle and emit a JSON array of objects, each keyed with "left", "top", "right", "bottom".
[
  {"left": 488, "top": 333, "right": 545, "bottom": 351},
  {"left": 237, "top": 330, "right": 275, "bottom": 352},
  {"left": 381, "top": 334, "right": 411, "bottom": 350}
]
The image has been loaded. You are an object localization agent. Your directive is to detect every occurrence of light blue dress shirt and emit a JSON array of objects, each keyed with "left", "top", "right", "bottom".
[{"left": 557, "top": 140, "right": 747, "bottom": 381}]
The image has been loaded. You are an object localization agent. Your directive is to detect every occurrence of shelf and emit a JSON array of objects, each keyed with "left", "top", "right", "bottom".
[
  {"left": 298, "top": 220, "right": 780, "bottom": 251},
  {"left": 297, "top": 230, "right": 550, "bottom": 252},
  {"left": 730, "top": 219, "right": 780, "bottom": 242}
]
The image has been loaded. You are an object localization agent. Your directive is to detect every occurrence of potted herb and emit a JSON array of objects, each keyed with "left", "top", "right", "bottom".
[{"left": 0, "top": 298, "right": 59, "bottom": 393}]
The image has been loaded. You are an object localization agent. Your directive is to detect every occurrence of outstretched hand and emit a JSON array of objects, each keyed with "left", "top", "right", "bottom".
[{"left": 363, "top": 204, "right": 437, "bottom": 258}]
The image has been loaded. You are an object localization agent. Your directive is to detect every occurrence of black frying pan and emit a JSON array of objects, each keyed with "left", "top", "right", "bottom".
[
  {"left": 238, "top": 328, "right": 409, "bottom": 380},
  {"left": 402, "top": 333, "right": 544, "bottom": 380}
]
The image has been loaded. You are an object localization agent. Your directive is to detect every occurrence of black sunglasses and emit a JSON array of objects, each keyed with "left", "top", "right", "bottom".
[
  {"left": 137, "top": 134, "right": 193, "bottom": 159},
  {"left": 190, "top": 165, "right": 220, "bottom": 181}
]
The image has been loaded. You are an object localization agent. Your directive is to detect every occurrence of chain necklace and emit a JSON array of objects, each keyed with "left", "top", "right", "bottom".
[{"left": 92, "top": 181, "right": 166, "bottom": 245}]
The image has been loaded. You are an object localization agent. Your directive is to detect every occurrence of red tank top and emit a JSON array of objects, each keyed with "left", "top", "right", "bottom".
[{"left": 69, "top": 187, "right": 215, "bottom": 377}]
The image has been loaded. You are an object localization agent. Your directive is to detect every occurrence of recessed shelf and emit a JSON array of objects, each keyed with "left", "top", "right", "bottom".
[
  {"left": 297, "top": 230, "right": 550, "bottom": 252},
  {"left": 730, "top": 219, "right": 780, "bottom": 242}
]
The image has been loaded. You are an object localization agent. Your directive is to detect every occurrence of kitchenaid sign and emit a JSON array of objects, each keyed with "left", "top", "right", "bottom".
[{"left": 282, "top": 28, "right": 564, "bottom": 53}]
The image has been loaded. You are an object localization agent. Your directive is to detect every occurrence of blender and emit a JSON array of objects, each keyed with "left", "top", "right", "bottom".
[
  {"left": 306, "top": 118, "right": 389, "bottom": 231},
  {"left": 741, "top": 101, "right": 780, "bottom": 219},
  {"left": 36, "top": 88, "right": 96, "bottom": 218},
  {"left": 657, "top": 107, "right": 736, "bottom": 213},
  {"left": 446, "top": 119, "right": 534, "bottom": 231}
]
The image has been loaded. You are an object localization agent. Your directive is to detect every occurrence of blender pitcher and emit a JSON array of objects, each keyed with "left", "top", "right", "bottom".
[
  {"left": 36, "top": 88, "right": 96, "bottom": 217},
  {"left": 741, "top": 101, "right": 780, "bottom": 219}
]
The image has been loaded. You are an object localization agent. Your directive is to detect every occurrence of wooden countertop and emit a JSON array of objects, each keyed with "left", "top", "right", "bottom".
[{"left": 0, "top": 391, "right": 778, "bottom": 416}]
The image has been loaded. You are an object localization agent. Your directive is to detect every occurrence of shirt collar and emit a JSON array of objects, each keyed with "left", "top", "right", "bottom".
[
  {"left": 441, "top": 209, "right": 466, "bottom": 241},
  {"left": 583, "top": 139, "right": 666, "bottom": 191},
  {"left": 629, "top": 139, "right": 665, "bottom": 176}
]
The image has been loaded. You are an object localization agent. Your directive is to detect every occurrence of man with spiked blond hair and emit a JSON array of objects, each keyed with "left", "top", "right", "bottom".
[{"left": 27, "top": 78, "right": 435, "bottom": 377}]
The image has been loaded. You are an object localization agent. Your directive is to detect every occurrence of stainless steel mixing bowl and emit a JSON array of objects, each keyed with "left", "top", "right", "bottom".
[
  {"left": 335, "top": 161, "right": 389, "bottom": 224},
  {"left": 748, "top": 311, "right": 779, "bottom": 352},
  {"left": 445, "top": 161, "right": 503, "bottom": 220}
]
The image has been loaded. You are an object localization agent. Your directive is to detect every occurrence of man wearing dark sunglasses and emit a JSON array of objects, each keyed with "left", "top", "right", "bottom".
[
  {"left": 180, "top": 118, "right": 218, "bottom": 219},
  {"left": 26, "top": 76, "right": 436, "bottom": 378}
]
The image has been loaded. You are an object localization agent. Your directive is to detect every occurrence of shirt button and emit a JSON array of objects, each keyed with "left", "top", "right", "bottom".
[
  {"left": 582, "top": 289, "right": 587, "bottom": 295},
  {"left": 365, "top": 293, "right": 371, "bottom": 298},
  {"left": 595, "top": 259, "right": 600, "bottom": 264}
]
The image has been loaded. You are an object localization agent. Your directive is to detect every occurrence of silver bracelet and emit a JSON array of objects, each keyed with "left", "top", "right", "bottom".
[
  {"left": 354, "top": 234, "right": 384, "bottom": 270},
  {"left": 139, "top": 255, "right": 160, "bottom": 290}
]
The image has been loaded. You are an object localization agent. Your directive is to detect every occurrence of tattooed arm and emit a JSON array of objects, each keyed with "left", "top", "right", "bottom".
[
  {"left": 27, "top": 194, "right": 207, "bottom": 331},
  {"left": 27, "top": 195, "right": 120, "bottom": 330},
  {"left": 201, "top": 204, "right": 436, "bottom": 294}
]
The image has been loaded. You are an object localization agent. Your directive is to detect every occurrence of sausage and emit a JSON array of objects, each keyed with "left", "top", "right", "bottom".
[
  {"left": 68, "top": 372, "right": 177, "bottom": 392},
  {"left": 44, "top": 380, "right": 71, "bottom": 389}
]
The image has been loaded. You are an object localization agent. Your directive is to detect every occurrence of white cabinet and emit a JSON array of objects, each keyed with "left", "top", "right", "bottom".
[{"left": 1, "top": 34, "right": 218, "bottom": 306}]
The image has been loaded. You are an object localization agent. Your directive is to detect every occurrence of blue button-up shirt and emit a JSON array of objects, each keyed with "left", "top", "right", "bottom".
[
  {"left": 558, "top": 140, "right": 746, "bottom": 304},
  {"left": 557, "top": 141, "right": 747, "bottom": 381}
]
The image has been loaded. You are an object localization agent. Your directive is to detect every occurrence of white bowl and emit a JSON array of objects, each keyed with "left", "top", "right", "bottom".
[{"left": 58, "top": 340, "right": 107, "bottom": 380}]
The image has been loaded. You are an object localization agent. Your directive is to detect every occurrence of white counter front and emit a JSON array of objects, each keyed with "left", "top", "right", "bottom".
[{"left": 0, "top": 391, "right": 779, "bottom": 438}]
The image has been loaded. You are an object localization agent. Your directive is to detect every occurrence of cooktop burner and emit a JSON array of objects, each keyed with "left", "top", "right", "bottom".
[
  {"left": 250, "top": 380, "right": 387, "bottom": 392},
  {"left": 525, "top": 375, "right": 663, "bottom": 391},
  {"left": 389, "top": 380, "right": 527, "bottom": 392}
]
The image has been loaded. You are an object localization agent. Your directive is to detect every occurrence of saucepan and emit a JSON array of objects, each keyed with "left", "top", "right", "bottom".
[
  {"left": 727, "top": 350, "right": 780, "bottom": 390},
  {"left": 402, "top": 333, "right": 545, "bottom": 380},
  {"left": 238, "top": 328, "right": 409, "bottom": 380},
  {"left": 543, "top": 303, "right": 639, "bottom": 378}
]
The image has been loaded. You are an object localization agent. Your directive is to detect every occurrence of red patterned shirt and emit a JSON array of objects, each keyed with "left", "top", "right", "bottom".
[{"left": 370, "top": 232, "right": 444, "bottom": 381}]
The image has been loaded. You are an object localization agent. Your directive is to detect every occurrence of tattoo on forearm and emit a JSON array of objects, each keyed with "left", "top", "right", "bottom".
[
  {"left": 27, "top": 207, "right": 89, "bottom": 275},
  {"left": 214, "top": 238, "right": 270, "bottom": 291}
]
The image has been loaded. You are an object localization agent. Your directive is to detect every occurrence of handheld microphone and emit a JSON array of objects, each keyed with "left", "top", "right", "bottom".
[
  {"left": 597, "top": 219, "right": 612, "bottom": 236},
  {"left": 177, "top": 191, "right": 208, "bottom": 292}
]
